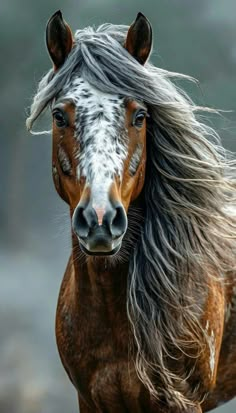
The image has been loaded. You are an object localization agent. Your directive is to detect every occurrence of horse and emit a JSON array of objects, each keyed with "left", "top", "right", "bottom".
[{"left": 27, "top": 10, "right": 236, "bottom": 412}]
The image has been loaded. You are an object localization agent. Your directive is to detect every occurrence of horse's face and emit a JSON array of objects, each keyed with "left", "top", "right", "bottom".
[
  {"left": 47, "top": 11, "right": 152, "bottom": 255},
  {"left": 52, "top": 87, "right": 148, "bottom": 255}
]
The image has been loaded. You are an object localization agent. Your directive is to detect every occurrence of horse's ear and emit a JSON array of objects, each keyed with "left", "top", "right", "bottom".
[
  {"left": 46, "top": 10, "right": 73, "bottom": 71},
  {"left": 125, "top": 12, "right": 152, "bottom": 65}
]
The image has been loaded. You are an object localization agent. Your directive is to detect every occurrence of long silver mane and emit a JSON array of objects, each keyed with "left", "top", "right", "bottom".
[{"left": 27, "top": 23, "right": 236, "bottom": 408}]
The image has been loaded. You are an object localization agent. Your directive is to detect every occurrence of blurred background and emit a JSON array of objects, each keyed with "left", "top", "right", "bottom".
[{"left": 0, "top": 0, "right": 236, "bottom": 412}]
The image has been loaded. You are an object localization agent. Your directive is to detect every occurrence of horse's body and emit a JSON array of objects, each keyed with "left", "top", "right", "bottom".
[
  {"left": 56, "top": 255, "right": 236, "bottom": 412},
  {"left": 27, "top": 11, "right": 236, "bottom": 412}
]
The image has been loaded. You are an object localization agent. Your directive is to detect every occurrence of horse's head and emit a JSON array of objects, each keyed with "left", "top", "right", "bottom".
[{"left": 47, "top": 11, "right": 152, "bottom": 256}]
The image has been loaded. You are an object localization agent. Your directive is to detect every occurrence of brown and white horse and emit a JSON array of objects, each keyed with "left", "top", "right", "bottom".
[{"left": 27, "top": 10, "right": 236, "bottom": 412}]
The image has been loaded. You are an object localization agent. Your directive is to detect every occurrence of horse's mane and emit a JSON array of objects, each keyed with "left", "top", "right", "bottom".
[{"left": 27, "top": 23, "right": 236, "bottom": 408}]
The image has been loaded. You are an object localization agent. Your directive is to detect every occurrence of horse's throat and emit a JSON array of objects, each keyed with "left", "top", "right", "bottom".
[{"left": 72, "top": 244, "right": 129, "bottom": 320}]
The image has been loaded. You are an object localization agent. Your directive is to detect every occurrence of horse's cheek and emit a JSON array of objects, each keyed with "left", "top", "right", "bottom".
[
  {"left": 52, "top": 168, "right": 70, "bottom": 204},
  {"left": 131, "top": 160, "right": 146, "bottom": 202}
]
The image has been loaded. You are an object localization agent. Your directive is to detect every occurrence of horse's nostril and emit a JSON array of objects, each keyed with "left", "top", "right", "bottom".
[
  {"left": 72, "top": 206, "right": 89, "bottom": 238},
  {"left": 72, "top": 205, "right": 98, "bottom": 239},
  {"left": 110, "top": 205, "right": 127, "bottom": 237},
  {"left": 83, "top": 206, "right": 98, "bottom": 230}
]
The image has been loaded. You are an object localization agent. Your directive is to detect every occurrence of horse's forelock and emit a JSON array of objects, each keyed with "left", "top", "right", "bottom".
[{"left": 26, "top": 23, "right": 192, "bottom": 131}]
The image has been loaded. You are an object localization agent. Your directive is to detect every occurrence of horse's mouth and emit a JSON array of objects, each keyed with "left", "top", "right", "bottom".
[
  {"left": 77, "top": 228, "right": 123, "bottom": 256},
  {"left": 79, "top": 243, "right": 121, "bottom": 256}
]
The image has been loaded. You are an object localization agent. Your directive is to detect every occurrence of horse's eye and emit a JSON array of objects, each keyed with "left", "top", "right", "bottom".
[
  {"left": 53, "top": 110, "right": 67, "bottom": 128},
  {"left": 133, "top": 109, "right": 147, "bottom": 128}
]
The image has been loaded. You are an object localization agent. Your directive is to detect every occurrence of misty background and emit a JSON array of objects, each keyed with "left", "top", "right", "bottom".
[{"left": 0, "top": 0, "right": 236, "bottom": 412}]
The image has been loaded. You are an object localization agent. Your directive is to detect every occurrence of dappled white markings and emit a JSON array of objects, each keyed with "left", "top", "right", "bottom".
[
  {"left": 91, "top": 176, "right": 113, "bottom": 210},
  {"left": 129, "top": 143, "right": 143, "bottom": 176},
  {"left": 209, "top": 330, "right": 216, "bottom": 378},
  {"left": 62, "top": 78, "right": 128, "bottom": 186},
  {"left": 205, "top": 320, "right": 216, "bottom": 379}
]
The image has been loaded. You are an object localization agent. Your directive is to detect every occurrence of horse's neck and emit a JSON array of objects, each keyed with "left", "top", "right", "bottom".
[{"left": 71, "top": 235, "right": 129, "bottom": 322}]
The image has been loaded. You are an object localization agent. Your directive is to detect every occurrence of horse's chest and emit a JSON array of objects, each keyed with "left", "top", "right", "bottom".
[
  {"left": 84, "top": 361, "right": 148, "bottom": 411},
  {"left": 56, "top": 298, "right": 141, "bottom": 404}
]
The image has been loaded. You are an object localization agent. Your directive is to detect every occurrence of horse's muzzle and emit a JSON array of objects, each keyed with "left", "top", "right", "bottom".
[{"left": 72, "top": 200, "right": 127, "bottom": 255}]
